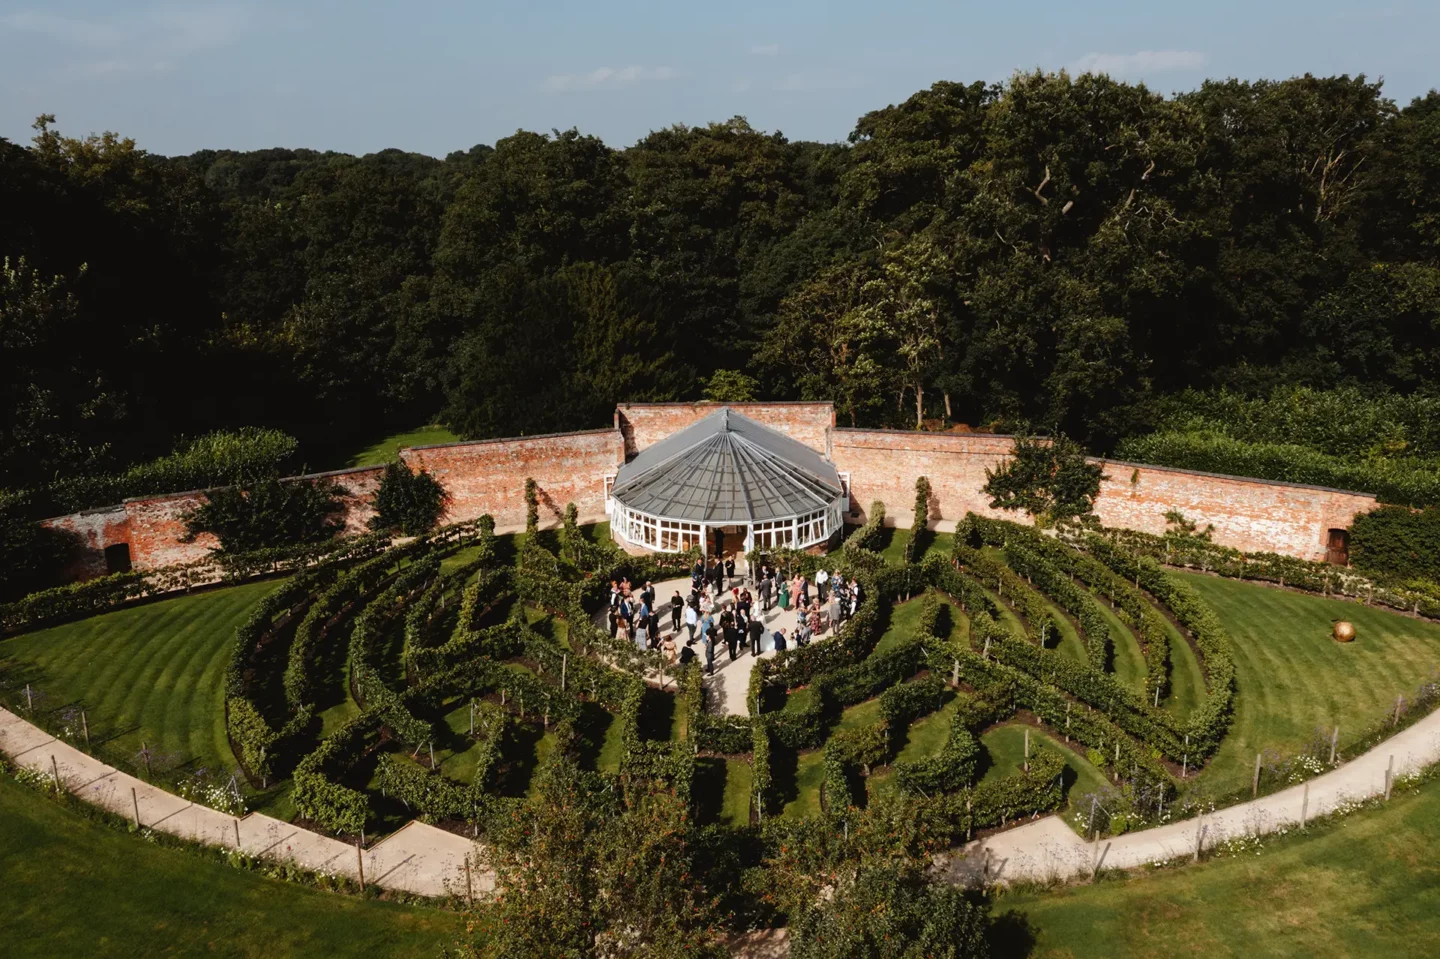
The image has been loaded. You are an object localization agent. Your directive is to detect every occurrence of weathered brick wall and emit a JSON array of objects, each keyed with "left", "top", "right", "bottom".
[
  {"left": 34, "top": 405, "right": 1383, "bottom": 584},
  {"left": 402, "top": 429, "right": 625, "bottom": 530},
  {"left": 303, "top": 466, "right": 385, "bottom": 536},
  {"left": 1092, "top": 461, "right": 1377, "bottom": 561},
  {"left": 42, "top": 506, "right": 131, "bottom": 579},
  {"left": 831, "top": 429, "right": 1016, "bottom": 526},
  {"left": 833, "top": 428, "right": 1378, "bottom": 561},
  {"left": 124, "top": 492, "right": 217, "bottom": 570},
  {"left": 616, "top": 402, "right": 835, "bottom": 457}
]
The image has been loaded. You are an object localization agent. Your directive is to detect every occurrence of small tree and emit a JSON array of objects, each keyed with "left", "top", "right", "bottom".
[
  {"left": 983, "top": 434, "right": 1104, "bottom": 527},
  {"left": 702, "top": 369, "right": 759, "bottom": 402},
  {"left": 368, "top": 462, "right": 447, "bottom": 536},
  {"left": 467, "top": 763, "right": 724, "bottom": 959},
  {"left": 183, "top": 477, "right": 345, "bottom": 553},
  {"left": 904, "top": 476, "right": 932, "bottom": 562},
  {"left": 524, "top": 477, "right": 539, "bottom": 533},
  {"left": 790, "top": 862, "right": 991, "bottom": 959}
]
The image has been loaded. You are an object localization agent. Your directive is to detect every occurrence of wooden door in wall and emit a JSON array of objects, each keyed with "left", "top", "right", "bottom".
[{"left": 1325, "top": 528, "right": 1350, "bottom": 566}]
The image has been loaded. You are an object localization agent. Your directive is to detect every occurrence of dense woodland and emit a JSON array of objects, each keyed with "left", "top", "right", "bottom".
[{"left": 3, "top": 71, "right": 1440, "bottom": 519}]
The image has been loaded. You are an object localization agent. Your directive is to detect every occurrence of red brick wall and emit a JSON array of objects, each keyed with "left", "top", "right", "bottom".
[
  {"left": 833, "top": 429, "right": 1378, "bottom": 562},
  {"left": 42, "top": 506, "right": 131, "bottom": 579},
  {"left": 1092, "top": 461, "right": 1377, "bottom": 561},
  {"left": 402, "top": 429, "right": 625, "bottom": 530},
  {"left": 299, "top": 466, "right": 385, "bottom": 536},
  {"left": 124, "top": 492, "right": 217, "bottom": 570},
  {"left": 831, "top": 429, "right": 1016, "bottom": 525},
  {"left": 616, "top": 402, "right": 835, "bottom": 457}
]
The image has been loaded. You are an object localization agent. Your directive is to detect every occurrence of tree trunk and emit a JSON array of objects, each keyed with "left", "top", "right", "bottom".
[
  {"left": 914, "top": 383, "right": 924, "bottom": 430},
  {"left": 943, "top": 390, "right": 952, "bottom": 421}
]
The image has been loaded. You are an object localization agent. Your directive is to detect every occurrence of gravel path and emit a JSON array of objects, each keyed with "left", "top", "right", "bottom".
[
  {"left": 0, "top": 706, "right": 489, "bottom": 899},
  {"left": 942, "top": 705, "right": 1440, "bottom": 885}
]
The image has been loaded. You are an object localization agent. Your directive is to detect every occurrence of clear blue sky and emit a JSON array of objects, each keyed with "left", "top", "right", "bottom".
[{"left": 1, "top": 1, "right": 1434, "bottom": 157}]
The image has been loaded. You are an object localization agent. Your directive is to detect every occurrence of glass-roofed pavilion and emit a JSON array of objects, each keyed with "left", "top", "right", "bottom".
[{"left": 607, "top": 407, "right": 848, "bottom": 557}]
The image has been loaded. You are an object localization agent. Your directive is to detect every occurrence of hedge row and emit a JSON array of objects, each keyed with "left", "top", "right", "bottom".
[
  {"left": 961, "top": 515, "right": 1174, "bottom": 703},
  {"left": 953, "top": 543, "right": 1058, "bottom": 643},
  {"left": 1081, "top": 523, "right": 1440, "bottom": 620},
  {"left": 348, "top": 557, "right": 440, "bottom": 746},
  {"left": 282, "top": 549, "right": 413, "bottom": 712},
  {"left": 291, "top": 713, "right": 381, "bottom": 834},
  {"left": 224, "top": 564, "right": 340, "bottom": 782},
  {"left": 372, "top": 701, "right": 512, "bottom": 823},
  {"left": 929, "top": 561, "right": 1187, "bottom": 761},
  {"left": 892, "top": 693, "right": 989, "bottom": 796},
  {"left": 1002, "top": 542, "right": 1111, "bottom": 670},
  {"left": 929, "top": 644, "right": 1174, "bottom": 816},
  {"left": 1081, "top": 535, "right": 1237, "bottom": 759}
]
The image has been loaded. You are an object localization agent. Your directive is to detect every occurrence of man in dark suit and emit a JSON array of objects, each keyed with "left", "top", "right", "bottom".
[{"left": 748, "top": 614, "right": 765, "bottom": 656}]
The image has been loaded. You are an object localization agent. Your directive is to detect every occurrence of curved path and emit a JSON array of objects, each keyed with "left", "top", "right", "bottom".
[
  {"left": 941, "top": 703, "right": 1440, "bottom": 886},
  {"left": 0, "top": 706, "right": 490, "bottom": 899}
]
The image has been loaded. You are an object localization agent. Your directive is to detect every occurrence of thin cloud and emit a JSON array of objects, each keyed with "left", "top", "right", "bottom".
[
  {"left": 1071, "top": 50, "right": 1207, "bottom": 75},
  {"left": 542, "top": 65, "right": 678, "bottom": 93},
  {"left": 2, "top": 6, "right": 266, "bottom": 76},
  {"left": 750, "top": 44, "right": 780, "bottom": 56}
]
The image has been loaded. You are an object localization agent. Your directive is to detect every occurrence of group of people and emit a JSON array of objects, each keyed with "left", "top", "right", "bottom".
[{"left": 605, "top": 556, "right": 864, "bottom": 676}]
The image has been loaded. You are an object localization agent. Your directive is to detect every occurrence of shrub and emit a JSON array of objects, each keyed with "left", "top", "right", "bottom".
[
  {"left": 524, "top": 477, "right": 539, "bottom": 533},
  {"left": 0, "top": 510, "right": 78, "bottom": 603},
  {"left": 184, "top": 477, "right": 346, "bottom": 554},
  {"left": 369, "top": 462, "right": 447, "bottom": 536},
  {"left": 1350, "top": 505, "right": 1440, "bottom": 581},
  {"left": 983, "top": 433, "right": 1104, "bottom": 525},
  {"left": 35, "top": 428, "right": 300, "bottom": 516}
]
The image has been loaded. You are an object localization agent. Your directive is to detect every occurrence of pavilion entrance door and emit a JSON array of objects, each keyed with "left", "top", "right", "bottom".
[{"left": 713, "top": 525, "right": 747, "bottom": 570}]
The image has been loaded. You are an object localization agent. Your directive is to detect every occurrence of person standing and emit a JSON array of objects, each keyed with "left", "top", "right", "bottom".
[
  {"left": 699, "top": 610, "right": 715, "bottom": 649},
  {"left": 724, "top": 556, "right": 736, "bottom": 588},
  {"left": 816, "top": 567, "right": 829, "bottom": 603},
  {"left": 757, "top": 574, "right": 772, "bottom": 612},
  {"left": 691, "top": 560, "right": 705, "bottom": 592},
  {"left": 635, "top": 611, "right": 650, "bottom": 651},
  {"left": 684, "top": 602, "right": 699, "bottom": 644},
  {"left": 827, "top": 589, "right": 840, "bottom": 633},
  {"left": 772, "top": 627, "right": 787, "bottom": 653},
  {"left": 778, "top": 576, "right": 790, "bottom": 611},
  {"left": 670, "top": 590, "right": 684, "bottom": 635},
  {"left": 720, "top": 608, "right": 738, "bottom": 661},
  {"left": 748, "top": 614, "right": 765, "bottom": 656},
  {"left": 704, "top": 632, "right": 716, "bottom": 674}
]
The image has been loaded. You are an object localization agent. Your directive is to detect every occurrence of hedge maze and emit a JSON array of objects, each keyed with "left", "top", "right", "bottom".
[{"left": 13, "top": 475, "right": 1440, "bottom": 854}]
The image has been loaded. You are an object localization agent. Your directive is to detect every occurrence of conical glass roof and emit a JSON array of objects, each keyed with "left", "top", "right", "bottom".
[{"left": 610, "top": 407, "right": 843, "bottom": 523}]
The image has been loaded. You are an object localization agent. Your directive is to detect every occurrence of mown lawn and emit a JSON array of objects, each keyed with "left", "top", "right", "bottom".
[
  {"left": 869, "top": 590, "right": 968, "bottom": 660},
  {"left": 342, "top": 425, "right": 460, "bottom": 468},
  {"left": 997, "top": 774, "right": 1440, "bottom": 958},
  {"left": 0, "top": 775, "right": 461, "bottom": 958},
  {"left": 878, "top": 528, "right": 955, "bottom": 566},
  {"left": 0, "top": 580, "right": 279, "bottom": 801},
  {"left": 1180, "top": 573, "right": 1440, "bottom": 800}
]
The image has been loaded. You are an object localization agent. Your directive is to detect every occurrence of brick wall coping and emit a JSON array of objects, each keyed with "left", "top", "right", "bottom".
[
  {"left": 1092, "top": 457, "right": 1378, "bottom": 499},
  {"left": 833, "top": 428, "right": 1377, "bottom": 498},
  {"left": 832, "top": 427, "right": 1015, "bottom": 440},
  {"left": 283, "top": 464, "right": 386, "bottom": 482},
  {"left": 617, "top": 400, "right": 835, "bottom": 408},
  {"left": 403, "top": 426, "right": 621, "bottom": 453}
]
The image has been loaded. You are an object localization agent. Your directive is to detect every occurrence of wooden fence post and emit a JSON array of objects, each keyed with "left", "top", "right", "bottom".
[
  {"left": 1253, "top": 752, "right": 1262, "bottom": 798},
  {"left": 132, "top": 787, "right": 141, "bottom": 828},
  {"left": 50, "top": 755, "right": 61, "bottom": 793},
  {"left": 356, "top": 842, "right": 366, "bottom": 890},
  {"left": 1301, "top": 783, "right": 1309, "bottom": 829},
  {"left": 1330, "top": 726, "right": 1339, "bottom": 765},
  {"left": 1385, "top": 755, "right": 1395, "bottom": 800},
  {"left": 82, "top": 710, "right": 90, "bottom": 749}
]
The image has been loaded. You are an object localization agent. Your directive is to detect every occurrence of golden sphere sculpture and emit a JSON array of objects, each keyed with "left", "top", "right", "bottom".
[{"left": 1333, "top": 620, "right": 1357, "bottom": 643}]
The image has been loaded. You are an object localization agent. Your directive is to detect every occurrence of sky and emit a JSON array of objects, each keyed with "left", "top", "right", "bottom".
[{"left": 1, "top": 1, "right": 1434, "bottom": 158}]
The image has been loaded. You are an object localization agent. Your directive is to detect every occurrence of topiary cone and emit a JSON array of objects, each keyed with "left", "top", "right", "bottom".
[{"left": 1333, "top": 620, "right": 1356, "bottom": 643}]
